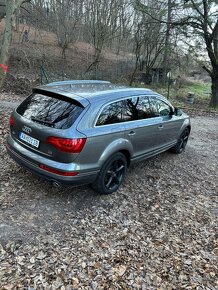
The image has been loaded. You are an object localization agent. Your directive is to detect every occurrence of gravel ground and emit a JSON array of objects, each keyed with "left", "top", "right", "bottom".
[{"left": 0, "top": 103, "right": 217, "bottom": 289}]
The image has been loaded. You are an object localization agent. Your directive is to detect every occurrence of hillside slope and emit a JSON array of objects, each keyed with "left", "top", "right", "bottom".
[{"left": 0, "top": 20, "right": 133, "bottom": 86}]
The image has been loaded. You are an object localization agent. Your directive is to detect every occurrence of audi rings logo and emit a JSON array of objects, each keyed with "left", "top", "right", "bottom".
[{"left": 22, "top": 125, "right": 32, "bottom": 134}]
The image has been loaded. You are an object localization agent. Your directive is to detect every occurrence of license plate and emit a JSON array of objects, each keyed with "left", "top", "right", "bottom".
[{"left": 19, "top": 132, "right": 40, "bottom": 148}]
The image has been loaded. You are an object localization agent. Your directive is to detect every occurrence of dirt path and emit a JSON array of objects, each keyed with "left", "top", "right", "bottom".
[{"left": 0, "top": 106, "right": 217, "bottom": 289}]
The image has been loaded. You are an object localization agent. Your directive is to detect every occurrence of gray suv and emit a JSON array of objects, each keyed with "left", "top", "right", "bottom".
[{"left": 7, "top": 80, "right": 191, "bottom": 194}]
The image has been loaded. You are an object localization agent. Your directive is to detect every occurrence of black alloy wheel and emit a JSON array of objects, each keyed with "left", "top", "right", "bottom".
[
  {"left": 171, "top": 128, "right": 190, "bottom": 154},
  {"left": 92, "top": 152, "right": 127, "bottom": 194}
]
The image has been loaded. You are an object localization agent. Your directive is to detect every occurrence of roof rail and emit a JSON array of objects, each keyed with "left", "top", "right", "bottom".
[{"left": 45, "top": 80, "right": 111, "bottom": 86}]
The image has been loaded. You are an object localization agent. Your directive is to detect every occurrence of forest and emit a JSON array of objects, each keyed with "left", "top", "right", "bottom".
[{"left": 0, "top": 0, "right": 217, "bottom": 107}]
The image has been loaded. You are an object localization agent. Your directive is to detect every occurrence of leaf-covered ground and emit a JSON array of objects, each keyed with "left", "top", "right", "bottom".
[{"left": 0, "top": 105, "right": 217, "bottom": 289}]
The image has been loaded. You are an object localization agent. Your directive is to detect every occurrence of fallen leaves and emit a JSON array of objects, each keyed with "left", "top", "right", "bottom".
[
  {"left": 0, "top": 107, "right": 217, "bottom": 289},
  {"left": 113, "top": 265, "right": 127, "bottom": 277}
]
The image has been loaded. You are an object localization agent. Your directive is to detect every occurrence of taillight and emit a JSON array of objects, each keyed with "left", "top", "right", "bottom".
[
  {"left": 46, "top": 136, "right": 86, "bottom": 153},
  {"left": 9, "top": 116, "right": 15, "bottom": 127},
  {"left": 39, "top": 164, "right": 78, "bottom": 176}
]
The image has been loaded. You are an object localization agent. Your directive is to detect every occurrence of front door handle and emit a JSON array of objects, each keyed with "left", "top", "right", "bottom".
[
  {"left": 158, "top": 124, "right": 163, "bottom": 129},
  {"left": 128, "top": 131, "right": 136, "bottom": 136}
]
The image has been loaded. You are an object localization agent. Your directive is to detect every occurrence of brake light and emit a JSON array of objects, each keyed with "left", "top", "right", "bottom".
[
  {"left": 46, "top": 136, "right": 86, "bottom": 153},
  {"left": 39, "top": 164, "right": 78, "bottom": 176},
  {"left": 9, "top": 116, "right": 15, "bottom": 127}
]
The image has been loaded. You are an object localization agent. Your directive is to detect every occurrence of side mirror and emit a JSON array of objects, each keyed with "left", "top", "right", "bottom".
[{"left": 174, "top": 107, "right": 183, "bottom": 116}]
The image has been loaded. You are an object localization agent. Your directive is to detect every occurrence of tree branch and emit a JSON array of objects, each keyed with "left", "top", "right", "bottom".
[
  {"left": 20, "top": 5, "right": 30, "bottom": 14},
  {"left": 134, "top": 0, "right": 202, "bottom": 29},
  {"left": 189, "top": 0, "right": 204, "bottom": 19},
  {"left": 0, "top": 1, "right": 31, "bottom": 17},
  {"left": 202, "top": 65, "right": 212, "bottom": 76}
]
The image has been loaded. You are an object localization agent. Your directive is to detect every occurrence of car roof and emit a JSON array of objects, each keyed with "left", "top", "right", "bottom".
[{"left": 34, "top": 80, "right": 163, "bottom": 107}]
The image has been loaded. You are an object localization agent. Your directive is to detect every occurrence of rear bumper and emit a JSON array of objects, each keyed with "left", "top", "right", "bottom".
[{"left": 6, "top": 135, "right": 98, "bottom": 186}]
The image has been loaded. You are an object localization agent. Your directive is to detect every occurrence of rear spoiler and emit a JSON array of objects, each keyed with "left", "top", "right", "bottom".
[
  {"left": 32, "top": 88, "right": 85, "bottom": 108},
  {"left": 44, "top": 80, "right": 111, "bottom": 86}
]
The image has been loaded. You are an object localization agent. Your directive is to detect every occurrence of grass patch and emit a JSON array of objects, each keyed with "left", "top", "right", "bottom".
[
  {"left": 120, "top": 80, "right": 214, "bottom": 110},
  {"left": 184, "top": 82, "right": 211, "bottom": 98},
  {"left": 144, "top": 81, "right": 213, "bottom": 110},
  {"left": 149, "top": 82, "right": 211, "bottom": 100}
]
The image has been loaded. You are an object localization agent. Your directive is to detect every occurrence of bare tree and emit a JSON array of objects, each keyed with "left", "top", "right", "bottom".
[
  {"left": 50, "top": 0, "right": 81, "bottom": 58},
  {"left": 113, "top": 0, "right": 133, "bottom": 55},
  {"left": 0, "top": 1, "right": 6, "bottom": 21},
  {"left": 130, "top": 1, "right": 166, "bottom": 85},
  {"left": 84, "top": 0, "right": 122, "bottom": 74},
  {"left": 129, "top": 21, "right": 144, "bottom": 85},
  {"left": 135, "top": 0, "right": 218, "bottom": 108},
  {"left": 0, "top": 0, "right": 31, "bottom": 89},
  {"left": 162, "top": 0, "right": 173, "bottom": 82}
]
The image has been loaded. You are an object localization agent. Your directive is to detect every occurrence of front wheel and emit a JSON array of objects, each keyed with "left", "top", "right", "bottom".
[
  {"left": 170, "top": 128, "right": 190, "bottom": 154},
  {"left": 92, "top": 152, "right": 127, "bottom": 194}
]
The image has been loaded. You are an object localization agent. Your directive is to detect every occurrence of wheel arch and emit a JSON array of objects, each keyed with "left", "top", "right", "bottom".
[
  {"left": 178, "top": 119, "right": 191, "bottom": 138},
  {"left": 187, "top": 125, "right": 191, "bottom": 133},
  {"left": 119, "top": 149, "right": 131, "bottom": 167},
  {"left": 98, "top": 138, "right": 133, "bottom": 168}
]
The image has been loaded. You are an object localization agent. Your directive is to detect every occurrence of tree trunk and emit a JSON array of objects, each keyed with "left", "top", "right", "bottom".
[
  {"left": 162, "top": 0, "right": 172, "bottom": 84},
  {"left": 203, "top": 17, "right": 218, "bottom": 108},
  {"left": 210, "top": 19, "right": 218, "bottom": 108},
  {"left": 0, "top": 0, "right": 30, "bottom": 90},
  {"left": 85, "top": 46, "right": 102, "bottom": 74},
  {"left": 129, "top": 46, "right": 141, "bottom": 86},
  {"left": 14, "top": 8, "right": 20, "bottom": 32},
  {"left": 129, "top": 61, "right": 138, "bottom": 86},
  {"left": 0, "top": 1, "right": 14, "bottom": 89},
  {"left": 210, "top": 75, "right": 218, "bottom": 108}
]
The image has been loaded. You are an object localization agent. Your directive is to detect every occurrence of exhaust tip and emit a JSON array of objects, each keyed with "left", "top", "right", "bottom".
[{"left": 52, "top": 181, "right": 62, "bottom": 189}]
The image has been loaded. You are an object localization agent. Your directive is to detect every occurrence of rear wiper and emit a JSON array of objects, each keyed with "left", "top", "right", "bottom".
[{"left": 31, "top": 116, "right": 54, "bottom": 127}]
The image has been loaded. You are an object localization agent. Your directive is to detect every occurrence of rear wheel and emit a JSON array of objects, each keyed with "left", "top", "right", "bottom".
[
  {"left": 92, "top": 153, "right": 127, "bottom": 194},
  {"left": 170, "top": 128, "right": 190, "bottom": 154}
]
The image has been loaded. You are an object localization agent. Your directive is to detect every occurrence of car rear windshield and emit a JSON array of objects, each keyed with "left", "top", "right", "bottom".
[{"left": 17, "top": 93, "right": 84, "bottom": 129}]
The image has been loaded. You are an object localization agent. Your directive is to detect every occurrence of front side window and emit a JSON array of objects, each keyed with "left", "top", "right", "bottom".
[{"left": 150, "top": 98, "right": 172, "bottom": 116}]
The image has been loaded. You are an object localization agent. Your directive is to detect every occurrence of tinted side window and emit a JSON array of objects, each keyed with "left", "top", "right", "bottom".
[
  {"left": 124, "top": 96, "right": 156, "bottom": 121},
  {"left": 96, "top": 101, "right": 124, "bottom": 126},
  {"left": 17, "top": 93, "right": 84, "bottom": 129},
  {"left": 150, "top": 98, "right": 171, "bottom": 116}
]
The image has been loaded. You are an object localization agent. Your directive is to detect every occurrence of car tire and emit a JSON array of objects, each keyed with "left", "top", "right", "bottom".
[
  {"left": 92, "top": 152, "right": 127, "bottom": 194},
  {"left": 170, "top": 128, "right": 190, "bottom": 154}
]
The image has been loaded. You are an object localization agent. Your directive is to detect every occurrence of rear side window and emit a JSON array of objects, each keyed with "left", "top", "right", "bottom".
[
  {"left": 124, "top": 96, "right": 156, "bottom": 120},
  {"left": 96, "top": 101, "right": 123, "bottom": 126},
  {"left": 96, "top": 96, "right": 159, "bottom": 126},
  {"left": 17, "top": 93, "right": 84, "bottom": 129}
]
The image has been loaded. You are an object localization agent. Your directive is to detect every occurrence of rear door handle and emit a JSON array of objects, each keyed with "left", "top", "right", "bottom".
[
  {"left": 158, "top": 124, "right": 163, "bottom": 129},
  {"left": 128, "top": 131, "right": 135, "bottom": 136}
]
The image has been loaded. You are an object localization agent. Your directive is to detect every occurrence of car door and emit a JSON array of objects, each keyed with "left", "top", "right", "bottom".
[
  {"left": 149, "top": 96, "right": 184, "bottom": 147},
  {"left": 123, "top": 95, "right": 163, "bottom": 160}
]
